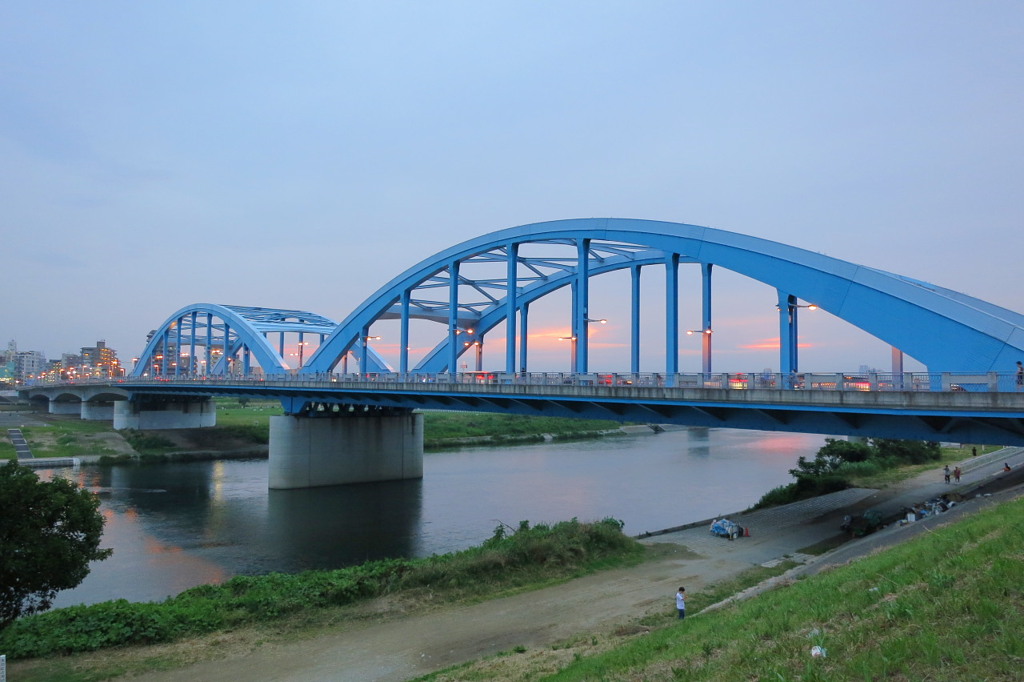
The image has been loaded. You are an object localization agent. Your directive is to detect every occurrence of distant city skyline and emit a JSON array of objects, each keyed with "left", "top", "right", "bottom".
[{"left": 4, "top": 3, "right": 1022, "bottom": 372}]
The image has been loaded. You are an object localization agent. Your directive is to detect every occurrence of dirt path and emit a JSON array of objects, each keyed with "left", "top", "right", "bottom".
[{"left": 120, "top": 546, "right": 746, "bottom": 682}]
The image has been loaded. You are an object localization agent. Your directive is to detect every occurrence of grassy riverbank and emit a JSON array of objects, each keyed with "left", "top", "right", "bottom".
[
  {"left": 1, "top": 518, "right": 642, "bottom": 679},
  {"left": 419, "top": 493, "right": 1024, "bottom": 681}
]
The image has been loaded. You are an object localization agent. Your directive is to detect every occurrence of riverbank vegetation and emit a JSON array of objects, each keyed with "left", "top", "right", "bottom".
[
  {"left": 423, "top": 413, "right": 623, "bottom": 449},
  {"left": 751, "top": 439, "right": 994, "bottom": 509},
  {"left": 423, "top": 493, "right": 1024, "bottom": 681},
  {"left": 0, "top": 518, "right": 641, "bottom": 665}
]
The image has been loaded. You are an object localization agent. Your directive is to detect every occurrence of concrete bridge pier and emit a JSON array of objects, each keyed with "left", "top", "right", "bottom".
[
  {"left": 113, "top": 397, "right": 217, "bottom": 430},
  {"left": 268, "top": 407, "right": 424, "bottom": 490},
  {"left": 49, "top": 399, "right": 81, "bottom": 415},
  {"left": 81, "top": 400, "right": 116, "bottom": 421}
]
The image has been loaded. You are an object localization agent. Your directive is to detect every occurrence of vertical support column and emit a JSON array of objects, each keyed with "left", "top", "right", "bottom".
[
  {"left": 161, "top": 329, "right": 169, "bottom": 376},
  {"left": 574, "top": 238, "right": 590, "bottom": 374},
  {"left": 279, "top": 332, "right": 285, "bottom": 360},
  {"left": 519, "top": 302, "right": 530, "bottom": 373},
  {"left": 475, "top": 334, "right": 484, "bottom": 371},
  {"left": 224, "top": 323, "right": 232, "bottom": 375},
  {"left": 665, "top": 253, "right": 680, "bottom": 376},
  {"left": 359, "top": 325, "right": 370, "bottom": 375},
  {"left": 891, "top": 346, "right": 904, "bottom": 390},
  {"left": 448, "top": 260, "right": 460, "bottom": 373},
  {"left": 701, "top": 263, "right": 713, "bottom": 375},
  {"left": 174, "top": 317, "right": 183, "bottom": 377},
  {"left": 505, "top": 242, "right": 518, "bottom": 374},
  {"left": 400, "top": 289, "right": 411, "bottom": 375},
  {"left": 778, "top": 291, "right": 797, "bottom": 380},
  {"left": 630, "top": 265, "right": 642, "bottom": 374},
  {"left": 189, "top": 311, "right": 197, "bottom": 376},
  {"left": 243, "top": 347, "right": 251, "bottom": 375},
  {"left": 205, "top": 313, "right": 213, "bottom": 376},
  {"left": 297, "top": 331, "right": 305, "bottom": 369}
]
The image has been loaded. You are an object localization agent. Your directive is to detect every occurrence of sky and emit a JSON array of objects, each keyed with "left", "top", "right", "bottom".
[{"left": 3, "top": 2, "right": 1023, "bottom": 374}]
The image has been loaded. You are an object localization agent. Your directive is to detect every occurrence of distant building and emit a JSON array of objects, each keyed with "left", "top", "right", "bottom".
[
  {"left": 80, "top": 340, "right": 123, "bottom": 378},
  {"left": 3, "top": 340, "right": 47, "bottom": 382}
]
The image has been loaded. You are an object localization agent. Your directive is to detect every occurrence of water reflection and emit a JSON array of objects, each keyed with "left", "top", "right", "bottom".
[
  {"left": 689, "top": 427, "right": 711, "bottom": 458},
  {"left": 266, "top": 479, "right": 423, "bottom": 571}
]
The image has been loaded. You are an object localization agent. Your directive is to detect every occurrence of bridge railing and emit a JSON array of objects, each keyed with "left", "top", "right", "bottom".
[{"left": 32, "top": 370, "right": 1022, "bottom": 393}]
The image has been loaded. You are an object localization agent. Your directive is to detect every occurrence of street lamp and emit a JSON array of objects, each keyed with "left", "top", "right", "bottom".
[
  {"left": 686, "top": 329, "right": 713, "bottom": 374},
  {"left": 777, "top": 300, "right": 817, "bottom": 380},
  {"left": 559, "top": 335, "right": 578, "bottom": 371}
]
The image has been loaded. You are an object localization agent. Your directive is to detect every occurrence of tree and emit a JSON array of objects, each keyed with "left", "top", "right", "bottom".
[
  {"left": 789, "top": 438, "right": 873, "bottom": 479},
  {"left": 0, "top": 463, "right": 112, "bottom": 629}
]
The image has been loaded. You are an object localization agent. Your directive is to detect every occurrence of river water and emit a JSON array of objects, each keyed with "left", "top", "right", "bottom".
[{"left": 45, "top": 427, "right": 826, "bottom": 607}]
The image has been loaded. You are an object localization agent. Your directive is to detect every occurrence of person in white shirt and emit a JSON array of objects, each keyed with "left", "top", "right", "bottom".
[{"left": 675, "top": 586, "right": 686, "bottom": 620}]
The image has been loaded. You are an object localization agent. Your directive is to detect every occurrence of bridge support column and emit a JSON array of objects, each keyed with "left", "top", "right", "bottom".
[
  {"left": 269, "top": 409, "right": 423, "bottom": 489},
  {"left": 49, "top": 400, "right": 81, "bottom": 415},
  {"left": 113, "top": 398, "right": 217, "bottom": 430},
  {"left": 81, "top": 401, "right": 116, "bottom": 421}
]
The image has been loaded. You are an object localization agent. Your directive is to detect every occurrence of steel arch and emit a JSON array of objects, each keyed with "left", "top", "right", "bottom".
[
  {"left": 132, "top": 304, "right": 344, "bottom": 377},
  {"left": 301, "top": 218, "right": 1024, "bottom": 375}
]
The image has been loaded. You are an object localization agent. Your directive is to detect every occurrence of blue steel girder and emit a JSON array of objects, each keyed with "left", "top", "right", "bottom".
[
  {"left": 132, "top": 303, "right": 351, "bottom": 377},
  {"left": 300, "top": 218, "right": 1024, "bottom": 375}
]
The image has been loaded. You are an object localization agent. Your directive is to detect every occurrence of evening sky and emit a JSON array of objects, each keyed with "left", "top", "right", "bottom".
[{"left": 3, "top": 2, "right": 1022, "bottom": 373}]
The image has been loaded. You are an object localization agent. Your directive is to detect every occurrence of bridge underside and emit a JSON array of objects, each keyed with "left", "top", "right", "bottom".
[{"left": 122, "top": 382, "right": 1024, "bottom": 447}]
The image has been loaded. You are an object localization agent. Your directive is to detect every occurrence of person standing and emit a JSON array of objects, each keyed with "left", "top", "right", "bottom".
[
  {"left": 943, "top": 465, "right": 951, "bottom": 484},
  {"left": 675, "top": 586, "right": 687, "bottom": 620},
  {"left": 954, "top": 466, "right": 961, "bottom": 483}
]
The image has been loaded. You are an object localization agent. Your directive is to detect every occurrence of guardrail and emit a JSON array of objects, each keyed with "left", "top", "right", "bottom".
[{"left": 25, "top": 370, "right": 1024, "bottom": 393}]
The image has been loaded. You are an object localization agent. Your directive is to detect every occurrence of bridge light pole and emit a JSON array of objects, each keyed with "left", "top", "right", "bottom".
[
  {"left": 559, "top": 336, "right": 578, "bottom": 372},
  {"left": 578, "top": 318, "right": 606, "bottom": 374},
  {"left": 451, "top": 327, "right": 476, "bottom": 374},
  {"left": 776, "top": 296, "right": 818, "bottom": 382},
  {"left": 360, "top": 334, "right": 381, "bottom": 376},
  {"left": 686, "top": 329, "right": 713, "bottom": 375}
]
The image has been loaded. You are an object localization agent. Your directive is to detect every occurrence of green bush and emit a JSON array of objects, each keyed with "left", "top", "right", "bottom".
[
  {"left": 871, "top": 438, "right": 941, "bottom": 464},
  {"left": 753, "top": 438, "right": 944, "bottom": 509}
]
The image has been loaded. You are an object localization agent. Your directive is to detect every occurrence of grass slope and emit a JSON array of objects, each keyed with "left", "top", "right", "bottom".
[{"left": 428, "top": 494, "right": 1024, "bottom": 681}]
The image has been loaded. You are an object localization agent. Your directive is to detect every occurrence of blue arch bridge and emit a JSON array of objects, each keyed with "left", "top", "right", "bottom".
[{"left": 25, "top": 219, "right": 1024, "bottom": 489}]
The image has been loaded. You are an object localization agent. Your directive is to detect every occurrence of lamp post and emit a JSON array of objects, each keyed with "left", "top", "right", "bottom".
[
  {"left": 574, "top": 318, "right": 606, "bottom": 373},
  {"left": 559, "top": 336, "right": 578, "bottom": 371},
  {"left": 776, "top": 297, "right": 818, "bottom": 381},
  {"left": 360, "top": 335, "right": 381, "bottom": 376},
  {"left": 685, "top": 328, "right": 713, "bottom": 375}
]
